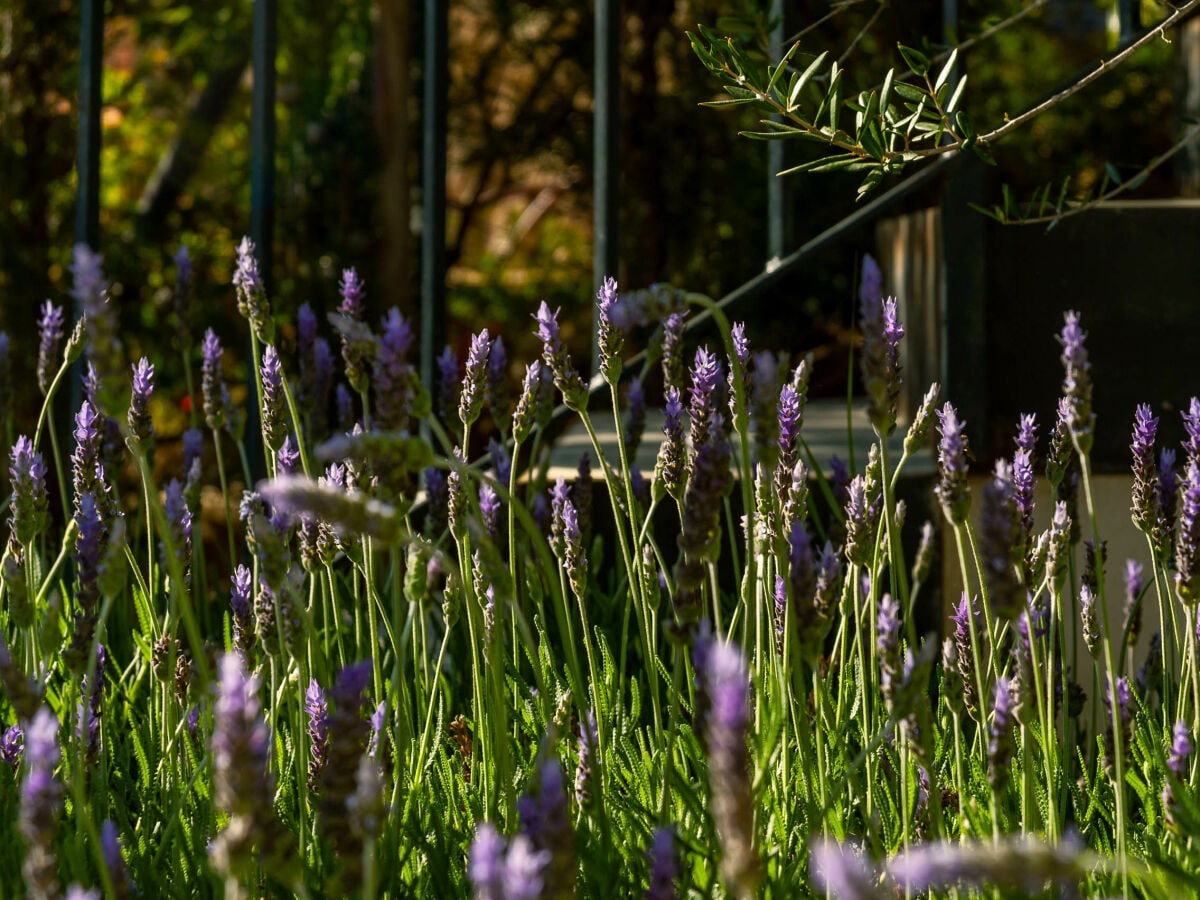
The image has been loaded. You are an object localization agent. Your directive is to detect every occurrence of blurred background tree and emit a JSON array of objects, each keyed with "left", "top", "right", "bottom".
[{"left": 0, "top": 0, "right": 1193, "bottom": 430}]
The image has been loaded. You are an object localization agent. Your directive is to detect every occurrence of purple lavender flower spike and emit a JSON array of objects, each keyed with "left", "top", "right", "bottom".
[
  {"left": 674, "top": 424, "right": 733, "bottom": 627},
  {"left": 375, "top": 307, "right": 415, "bottom": 432},
  {"left": 877, "top": 593, "right": 902, "bottom": 713},
  {"left": 486, "top": 335, "right": 512, "bottom": 425},
  {"left": 1177, "top": 460, "right": 1200, "bottom": 604},
  {"left": 726, "top": 322, "right": 750, "bottom": 423},
  {"left": 829, "top": 454, "right": 850, "bottom": 510},
  {"left": 860, "top": 253, "right": 883, "bottom": 306},
  {"left": 810, "top": 838, "right": 878, "bottom": 900},
  {"left": 160, "top": 479, "right": 193, "bottom": 585},
  {"left": 424, "top": 467, "right": 449, "bottom": 537},
  {"left": 201, "top": 329, "right": 227, "bottom": 432},
  {"left": 260, "top": 345, "right": 287, "bottom": 451},
  {"left": 597, "top": 275, "right": 624, "bottom": 381},
  {"left": 101, "top": 819, "right": 138, "bottom": 899},
  {"left": 78, "top": 644, "right": 105, "bottom": 768},
  {"left": 435, "top": 345, "right": 460, "bottom": 427},
  {"left": 703, "top": 639, "right": 760, "bottom": 895},
  {"left": 750, "top": 353, "right": 780, "bottom": 469},
  {"left": 1123, "top": 559, "right": 1144, "bottom": 648},
  {"left": 233, "top": 236, "right": 272, "bottom": 342},
  {"left": 1058, "top": 311, "right": 1094, "bottom": 453},
  {"left": 534, "top": 302, "right": 588, "bottom": 410},
  {"left": 20, "top": 708, "right": 62, "bottom": 900},
  {"left": 935, "top": 403, "right": 970, "bottom": 525},
  {"left": 646, "top": 826, "right": 679, "bottom": 900},
  {"left": 73, "top": 244, "right": 125, "bottom": 416},
  {"left": 305, "top": 678, "right": 329, "bottom": 793},
  {"left": 1016, "top": 413, "right": 1038, "bottom": 456},
  {"left": 861, "top": 291, "right": 904, "bottom": 437},
  {"left": 1184, "top": 397, "right": 1200, "bottom": 464},
  {"left": 987, "top": 676, "right": 1016, "bottom": 789},
  {"left": 336, "top": 382, "right": 356, "bottom": 432},
  {"left": 65, "top": 492, "right": 104, "bottom": 674},
  {"left": 661, "top": 311, "right": 685, "bottom": 394},
  {"left": 517, "top": 757, "right": 576, "bottom": 897},
  {"left": 480, "top": 483, "right": 502, "bottom": 543},
  {"left": 1169, "top": 720, "right": 1194, "bottom": 777},
  {"left": 1131, "top": 403, "right": 1164, "bottom": 550},
  {"left": 777, "top": 384, "right": 801, "bottom": 463},
  {"left": 574, "top": 708, "right": 598, "bottom": 806},
  {"left": 844, "top": 476, "right": 877, "bottom": 567},
  {"left": 276, "top": 435, "right": 300, "bottom": 476},
  {"left": 1160, "top": 448, "right": 1178, "bottom": 532},
  {"left": 230, "top": 564, "right": 256, "bottom": 660},
  {"left": 460, "top": 329, "right": 491, "bottom": 428},
  {"left": 9, "top": 436, "right": 49, "bottom": 545},
  {"left": 183, "top": 427, "right": 204, "bottom": 474},
  {"left": 688, "top": 346, "right": 722, "bottom": 451},
  {"left": 210, "top": 653, "right": 296, "bottom": 882},
  {"left": 128, "top": 357, "right": 155, "bottom": 443},
  {"left": 772, "top": 574, "right": 788, "bottom": 655},
  {"left": 654, "top": 387, "right": 686, "bottom": 501},
  {"left": 1, "top": 724, "right": 22, "bottom": 770},
  {"left": 319, "top": 660, "right": 375, "bottom": 889},
  {"left": 1012, "top": 448, "right": 1035, "bottom": 542},
  {"left": 469, "top": 822, "right": 508, "bottom": 900},
  {"left": 511, "top": 361, "right": 542, "bottom": 443},
  {"left": 488, "top": 437, "right": 514, "bottom": 489},
  {"left": 980, "top": 460, "right": 1022, "bottom": 622},
  {"left": 622, "top": 376, "right": 647, "bottom": 459},
  {"left": 36, "top": 301, "right": 65, "bottom": 395}
]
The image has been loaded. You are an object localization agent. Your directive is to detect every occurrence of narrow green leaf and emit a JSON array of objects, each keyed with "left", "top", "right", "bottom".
[
  {"left": 946, "top": 74, "right": 968, "bottom": 114},
  {"left": 765, "top": 41, "right": 801, "bottom": 97},
  {"left": 897, "top": 44, "right": 929, "bottom": 77},
  {"left": 893, "top": 82, "right": 926, "bottom": 103},
  {"left": 828, "top": 62, "right": 842, "bottom": 135},
  {"left": 791, "top": 50, "right": 829, "bottom": 109},
  {"left": 1127, "top": 170, "right": 1149, "bottom": 191},
  {"left": 879, "top": 68, "right": 895, "bottom": 116},
  {"left": 934, "top": 48, "right": 958, "bottom": 91},
  {"left": 1105, "top": 162, "right": 1123, "bottom": 185}
]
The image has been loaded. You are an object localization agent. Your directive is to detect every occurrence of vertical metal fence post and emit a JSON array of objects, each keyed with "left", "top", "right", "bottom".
[
  {"left": 593, "top": 0, "right": 619, "bottom": 375},
  {"left": 247, "top": 0, "right": 276, "bottom": 483},
  {"left": 421, "top": 0, "right": 448, "bottom": 405},
  {"left": 71, "top": 0, "right": 104, "bottom": 424},
  {"left": 1116, "top": 0, "right": 1141, "bottom": 43}
]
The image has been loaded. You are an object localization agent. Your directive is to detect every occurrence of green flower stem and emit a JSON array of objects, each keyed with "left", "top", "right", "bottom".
[
  {"left": 952, "top": 523, "right": 990, "bottom": 746},
  {"left": 1076, "top": 451, "right": 1128, "bottom": 896},
  {"left": 277, "top": 367, "right": 312, "bottom": 476},
  {"left": 211, "top": 429, "right": 238, "bottom": 569},
  {"left": 45, "top": 404, "right": 70, "bottom": 524}
]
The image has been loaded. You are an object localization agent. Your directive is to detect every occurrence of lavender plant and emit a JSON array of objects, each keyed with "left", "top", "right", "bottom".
[{"left": 0, "top": 239, "right": 1198, "bottom": 900}]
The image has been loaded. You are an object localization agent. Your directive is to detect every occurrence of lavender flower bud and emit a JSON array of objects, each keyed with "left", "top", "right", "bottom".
[
  {"left": 210, "top": 654, "right": 296, "bottom": 883},
  {"left": 534, "top": 302, "right": 588, "bottom": 410},
  {"left": 233, "top": 236, "right": 273, "bottom": 342},
  {"left": 777, "top": 383, "right": 802, "bottom": 480},
  {"left": 424, "top": 467, "right": 449, "bottom": 537},
  {"left": 1184, "top": 396, "right": 1200, "bottom": 465},
  {"left": 861, "top": 287, "right": 904, "bottom": 436},
  {"left": 912, "top": 521, "right": 936, "bottom": 589},
  {"left": 260, "top": 345, "right": 287, "bottom": 452},
  {"left": 877, "top": 593, "right": 902, "bottom": 713},
  {"left": 73, "top": 244, "right": 125, "bottom": 417},
  {"left": 306, "top": 678, "right": 329, "bottom": 793},
  {"left": 1130, "top": 403, "right": 1166, "bottom": 553},
  {"left": 941, "top": 637, "right": 964, "bottom": 715},
  {"left": 1169, "top": 720, "right": 1193, "bottom": 778},
  {"left": 844, "top": 476, "right": 877, "bottom": 567},
  {"left": 935, "top": 403, "right": 970, "bottom": 525},
  {"left": 470, "top": 824, "right": 549, "bottom": 900},
  {"left": 480, "top": 483, "right": 502, "bottom": 544},
  {"left": 200, "top": 329, "right": 227, "bottom": 432},
  {"left": 688, "top": 347, "right": 722, "bottom": 452},
  {"left": 517, "top": 757, "right": 577, "bottom": 897},
  {"left": 460, "top": 329, "right": 491, "bottom": 428},
  {"left": 654, "top": 387, "right": 686, "bottom": 501},
  {"left": 987, "top": 676, "right": 1016, "bottom": 789},
  {"left": 20, "top": 708, "right": 62, "bottom": 900},
  {"left": 623, "top": 376, "right": 647, "bottom": 459},
  {"left": 276, "top": 434, "right": 300, "bottom": 476},
  {"left": 160, "top": 479, "right": 193, "bottom": 586},
  {"left": 511, "top": 361, "right": 542, "bottom": 443},
  {"left": 1058, "top": 311, "right": 1094, "bottom": 454},
  {"left": 230, "top": 565, "right": 256, "bottom": 660},
  {"left": 951, "top": 593, "right": 980, "bottom": 716},
  {"left": 128, "top": 357, "right": 155, "bottom": 443},
  {"left": 36, "top": 301, "right": 65, "bottom": 395},
  {"left": 319, "top": 661, "right": 373, "bottom": 891},
  {"left": 9, "top": 436, "right": 49, "bottom": 546},
  {"left": 703, "top": 639, "right": 760, "bottom": 896},
  {"left": 374, "top": 307, "right": 415, "bottom": 432},
  {"left": 1, "top": 724, "right": 22, "bottom": 771},
  {"left": 661, "top": 312, "right": 685, "bottom": 395},
  {"left": 574, "top": 708, "right": 598, "bottom": 807},
  {"left": 981, "top": 460, "right": 1022, "bottom": 622},
  {"left": 77, "top": 644, "right": 105, "bottom": 768},
  {"left": 1123, "top": 559, "right": 1144, "bottom": 648},
  {"left": 646, "top": 826, "right": 679, "bottom": 900},
  {"left": 1177, "top": 461, "right": 1200, "bottom": 604},
  {"left": 597, "top": 276, "right": 623, "bottom": 381}
]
